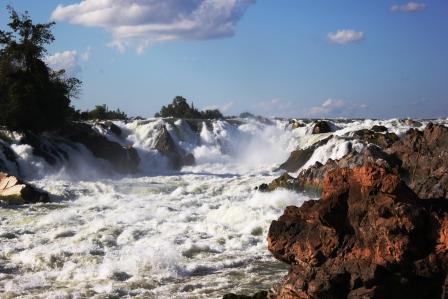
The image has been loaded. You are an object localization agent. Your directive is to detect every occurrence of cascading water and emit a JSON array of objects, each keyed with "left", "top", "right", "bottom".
[{"left": 0, "top": 117, "right": 442, "bottom": 298}]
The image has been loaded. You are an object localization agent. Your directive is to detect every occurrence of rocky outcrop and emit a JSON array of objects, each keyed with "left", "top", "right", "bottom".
[
  {"left": 371, "top": 125, "right": 388, "bottom": 133},
  {"left": 267, "top": 145, "right": 400, "bottom": 196},
  {"left": 0, "top": 172, "right": 49, "bottom": 204},
  {"left": 268, "top": 164, "right": 448, "bottom": 298},
  {"left": 154, "top": 125, "right": 195, "bottom": 169},
  {"left": 387, "top": 123, "right": 448, "bottom": 199},
  {"left": 279, "top": 137, "right": 332, "bottom": 173},
  {"left": 59, "top": 123, "right": 140, "bottom": 174},
  {"left": 312, "top": 121, "right": 334, "bottom": 134},
  {"left": 351, "top": 129, "right": 398, "bottom": 148}
]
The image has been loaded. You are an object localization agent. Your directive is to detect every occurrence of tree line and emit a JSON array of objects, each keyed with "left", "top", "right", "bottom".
[{"left": 0, "top": 8, "right": 224, "bottom": 133}]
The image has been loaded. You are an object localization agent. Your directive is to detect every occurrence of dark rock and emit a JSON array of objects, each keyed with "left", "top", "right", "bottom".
[
  {"left": 153, "top": 124, "right": 197, "bottom": 169},
  {"left": 223, "top": 291, "right": 268, "bottom": 299},
  {"left": 59, "top": 123, "right": 140, "bottom": 174},
  {"left": 268, "top": 164, "right": 448, "bottom": 298},
  {"left": 183, "top": 153, "right": 195, "bottom": 166},
  {"left": 401, "top": 119, "right": 423, "bottom": 127},
  {"left": 0, "top": 172, "right": 49, "bottom": 204},
  {"left": 312, "top": 121, "right": 335, "bottom": 134},
  {"left": 263, "top": 172, "right": 297, "bottom": 192},
  {"left": 101, "top": 121, "right": 122, "bottom": 136},
  {"left": 387, "top": 123, "right": 448, "bottom": 199},
  {"left": 371, "top": 125, "right": 388, "bottom": 133},
  {"left": 280, "top": 137, "right": 332, "bottom": 172},
  {"left": 351, "top": 129, "right": 399, "bottom": 148}
]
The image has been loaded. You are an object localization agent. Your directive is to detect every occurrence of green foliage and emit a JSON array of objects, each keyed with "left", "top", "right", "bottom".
[
  {"left": 155, "top": 96, "right": 224, "bottom": 119},
  {"left": 0, "top": 7, "right": 80, "bottom": 132},
  {"left": 75, "top": 105, "right": 128, "bottom": 121}
]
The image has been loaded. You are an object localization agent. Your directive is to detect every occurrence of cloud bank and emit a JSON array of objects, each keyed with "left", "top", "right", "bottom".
[
  {"left": 327, "top": 30, "right": 364, "bottom": 45},
  {"left": 390, "top": 2, "right": 427, "bottom": 13},
  {"left": 45, "top": 48, "right": 90, "bottom": 74},
  {"left": 308, "top": 99, "right": 367, "bottom": 117},
  {"left": 51, "top": 0, "right": 255, "bottom": 53}
]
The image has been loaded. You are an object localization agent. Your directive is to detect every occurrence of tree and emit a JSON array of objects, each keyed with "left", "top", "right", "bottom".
[
  {"left": 0, "top": 7, "right": 81, "bottom": 132},
  {"left": 155, "top": 96, "right": 224, "bottom": 119}
]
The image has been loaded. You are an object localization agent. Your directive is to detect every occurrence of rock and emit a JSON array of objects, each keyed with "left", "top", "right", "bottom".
[
  {"left": 154, "top": 125, "right": 196, "bottom": 169},
  {"left": 312, "top": 121, "right": 335, "bottom": 134},
  {"left": 223, "top": 291, "right": 268, "bottom": 299},
  {"left": 401, "top": 118, "right": 423, "bottom": 127},
  {"left": 268, "top": 164, "right": 448, "bottom": 298},
  {"left": 351, "top": 129, "right": 399, "bottom": 148},
  {"left": 262, "top": 172, "right": 297, "bottom": 192},
  {"left": 101, "top": 121, "right": 122, "bottom": 136},
  {"left": 269, "top": 144, "right": 400, "bottom": 195},
  {"left": 387, "top": 123, "right": 448, "bottom": 199},
  {"left": 371, "top": 125, "right": 388, "bottom": 132},
  {"left": 289, "top": 119, "right": 305, "bottom": 129},
  {"left": 59, "top": 123, "right": 140, "bottom": 174},
  {"left": 279, "top": 137, "right": 332, "bottom": 173},
  {"left": 0, "top": 172, "right": 49, "bottom": 204}
]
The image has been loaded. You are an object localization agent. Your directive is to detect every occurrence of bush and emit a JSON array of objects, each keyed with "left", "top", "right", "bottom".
[
  {"left": 155, "top": 96, "right": 223, "bottom": 119},
  {"left": 0, "top": 7, "right": 81, "bottom": 132},
  {"left": 76, "top": 105, "right": 128, "bottom": 121}
]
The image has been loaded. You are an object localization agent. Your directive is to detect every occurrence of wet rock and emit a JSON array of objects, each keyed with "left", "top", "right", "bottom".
[
  {"left": 387, "top": 123, "right": 448, "bottom": 199},
  {"left": 312, "top": 121, "right": 335, "bottom": 134},
  {"left": 268, "top": 164, "right": 448, "bottom": 299},
  {"left": 99, "top": 121, "right": 122, "bottom": 136},
  {"left": 371, "top": 125, "right": 388, "bottom": 133},
  {"left": 401, "top": 118, "right": 423, "bottom": 127},
  {"left": 154, "top": 124, "right": 196, "bottom": 169},
  {"left": 279, "top": 137, "right": 332, "bottom": 173},
  {"left": 0, "top": 172, "right": 49, "bottom": 204},
  {"left": 351, "top": 129, "right": 399, "bottom": 148},
  {"left": 289, "top": 119, "right": 305, "bottom": 129},
  {"left": 263, "top": 173, "right": 297, "bottom": 192},
  {"left": 223, "top": 291, "right": 268, "bottom": 299},
  {"left": 59, "top": 123, "right": 140, "bottom": 174},
  {"left": 269, "top": 144, "right": 401, "bottom": 195}
]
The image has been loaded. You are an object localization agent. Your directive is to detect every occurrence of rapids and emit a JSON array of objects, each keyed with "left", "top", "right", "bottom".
[{"left": 0, "top": 117, "right": 442, "bottom": 298}]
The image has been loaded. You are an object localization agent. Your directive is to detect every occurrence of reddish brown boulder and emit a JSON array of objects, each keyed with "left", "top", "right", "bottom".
[
  {"left": 268, "top": 164, "right": 448, "bottom": 299},
  {"left": 387, "top": 123, "right": 448, "bottom": 199}
]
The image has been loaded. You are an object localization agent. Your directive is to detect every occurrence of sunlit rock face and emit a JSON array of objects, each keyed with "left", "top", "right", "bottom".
[{"left": 268, "top": 164, "right": 448, "bottom": 298}]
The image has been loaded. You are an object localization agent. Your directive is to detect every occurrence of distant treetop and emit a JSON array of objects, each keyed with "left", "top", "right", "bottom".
[{"left": 155, "top": 96, "right": 224, "bottom": 119}]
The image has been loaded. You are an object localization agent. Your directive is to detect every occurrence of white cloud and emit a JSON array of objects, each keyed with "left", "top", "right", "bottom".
[
  {"left": 327, "top": 30, "right": 364, "bottom": 45},
  {"left": 203, "top": 101, "right": 234, "bottom": 113},
  {"left": 45, "top": 48, "right": 91, "bottom": 74},
  {"left": 308, "top": 99, "right": 367, "bottom": 117},
  {"left": 390, "top": 2, "right": 426, "bottom": 13},
  {"left": 51, "top": 0, "right": 255, "bottom": 53}
]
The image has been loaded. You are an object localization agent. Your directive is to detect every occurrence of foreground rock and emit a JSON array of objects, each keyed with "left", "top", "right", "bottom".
[
  {"left": 223, "top": 291, "right": 268, "bottom": 299},
  {"left": 387, "top": 123, "right": 448, "bottom": 199},
  {"left": 0, "top": 172, "right": 49, "bottom": 204},
  {"left": 268, "top": 164, "right": 448, "bottom": 298}
]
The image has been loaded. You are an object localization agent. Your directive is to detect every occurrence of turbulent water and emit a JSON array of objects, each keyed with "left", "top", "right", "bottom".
[{"left": 0, "top": 117, "right": 444, "bottom": 298}]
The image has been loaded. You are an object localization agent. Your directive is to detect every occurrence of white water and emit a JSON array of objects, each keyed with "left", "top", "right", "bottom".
[{"left": 0, "top": 117, "right": 444, "bottom": 298}]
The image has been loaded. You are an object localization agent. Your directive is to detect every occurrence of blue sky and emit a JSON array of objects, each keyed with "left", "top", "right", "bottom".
[{"left": 1, "top": 1, "right": 447, "bottom": 118}]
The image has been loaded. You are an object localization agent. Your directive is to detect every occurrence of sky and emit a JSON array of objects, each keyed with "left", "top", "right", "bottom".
[{"left": 0, "top": 0, "right": 447, "bottom": 119}]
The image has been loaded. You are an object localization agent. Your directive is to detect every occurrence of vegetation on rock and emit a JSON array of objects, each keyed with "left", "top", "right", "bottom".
[{"left": 155, "top": 96, "right": 223, "bottom": 119}]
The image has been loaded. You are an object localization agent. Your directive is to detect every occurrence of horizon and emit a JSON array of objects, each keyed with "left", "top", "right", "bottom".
[{"left": 1, "top": 1, "right": 447, "bottom": 119}]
